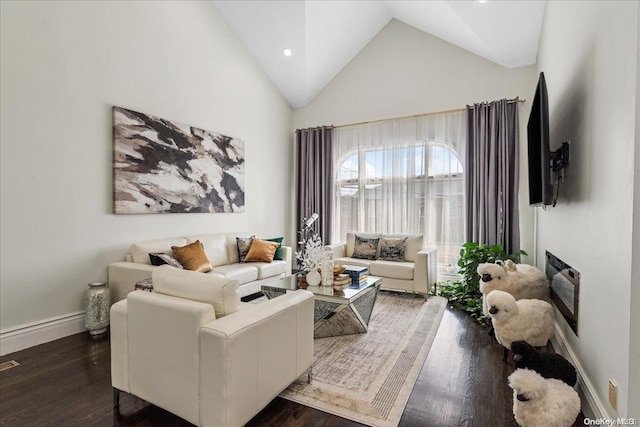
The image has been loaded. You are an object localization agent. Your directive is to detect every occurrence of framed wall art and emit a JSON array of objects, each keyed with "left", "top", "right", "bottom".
[{"left": 112, "top": 106, "right": 245, "bottom": 214}]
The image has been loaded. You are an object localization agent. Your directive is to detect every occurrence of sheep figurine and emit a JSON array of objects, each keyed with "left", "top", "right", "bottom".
[
  {"left": 486, "top": 290, "right": 554, "bottom": 361},
  {"left": 508, "top": 368, "right": 581, "bottom": 427},
  {"left": 511, "top": 340, "right": 577, "bottom": 387},
  {"left": 478, "top": 260, "right": 550, "bottom": 317}
]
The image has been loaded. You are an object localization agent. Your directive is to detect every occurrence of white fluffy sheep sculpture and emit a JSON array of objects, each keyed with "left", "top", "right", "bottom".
[
  {"left": 508, "top": 368, "right": 581, "bottom": 427},
  {"left": 486, "top": 290, "right": 554, "bottom": 362},
  {"left": 511, "top": 340, "right": 577, "bottom": 387},
  {"left": 478, "top": 260, "right": 550, "bottom": 336},
  {"left": 478, "top": 260, "right": 550, "bottom": 318}
]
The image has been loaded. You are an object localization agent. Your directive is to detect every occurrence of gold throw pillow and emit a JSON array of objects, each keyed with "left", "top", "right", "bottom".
[
  {"left": 171, "top": 240, "right": 212, "bottom": 272},
  {"left": 244, "top": 239, "right": 280, "bottom": 263}
]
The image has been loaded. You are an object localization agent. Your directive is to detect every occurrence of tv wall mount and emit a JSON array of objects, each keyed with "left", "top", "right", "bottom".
[{"left": 548, "top": 141, "right": 570, "bottom": 207}]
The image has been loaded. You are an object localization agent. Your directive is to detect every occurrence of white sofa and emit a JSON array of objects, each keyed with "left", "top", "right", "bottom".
[
  {"left": 327, "top": 232, "right": 437, "bottom": 297},
  {"left": 108, "top": 232, "right": 291, "bottom": 303},
  {"left": 111, "top": 265, "right": 314, "bottom": 427}
]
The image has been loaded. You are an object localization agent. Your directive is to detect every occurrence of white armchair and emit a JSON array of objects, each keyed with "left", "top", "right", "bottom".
[{"left": 110, "top": 265, "right": 314, "bottom": 426}]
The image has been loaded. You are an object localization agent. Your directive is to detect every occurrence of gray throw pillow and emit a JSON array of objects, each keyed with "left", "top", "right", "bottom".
[
  {"left": 352, "top": 235, "right": 380, "bottom": 260},
  {"left": 379, "top": 236, "right": 408, "bottom": 262},
  {"left": 236, "top": 235, "right": 255, "bottom": 263}
]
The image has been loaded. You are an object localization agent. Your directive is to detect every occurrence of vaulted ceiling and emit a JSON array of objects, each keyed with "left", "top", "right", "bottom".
[{"left": 213, "top": 1, "right": 546, "bottom": 108}]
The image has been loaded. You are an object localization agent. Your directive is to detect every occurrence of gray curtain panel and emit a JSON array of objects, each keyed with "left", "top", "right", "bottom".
[
  {"left": 465, "top": 98, "right": 520, "bottom": 254},
  {"left": 296, "top": 126, "right": 333, "bottom": 244}
]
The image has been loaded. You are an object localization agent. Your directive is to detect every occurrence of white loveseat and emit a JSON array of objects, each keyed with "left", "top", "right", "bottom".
[
  {"left": 327, "top": 232, "right": 437, "bottom": 297},
  {"left": 111, "top": 265, "right": 314, "bottom": 427},
  {"left": 108, "top": 232, "right": 291, "bottom": 303}
]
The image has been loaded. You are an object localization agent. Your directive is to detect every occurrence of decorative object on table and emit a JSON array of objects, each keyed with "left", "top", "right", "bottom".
[
  {"left": 297, "top": 274, "right": 309, "bottom": 289},
  {"left": 321, "top": 247, "right": 334, "bottom": 288},
  {"left": 332, "top": 274, "right": 352, "bottom": 292},
  {"left": 112, "top": 106, "right": 245, "bottom": 214},
  {"left": 297, "top": 231, "right": 324, "bottom": 285},
  {"left": 306, "top": 269, "right": 322, "bottom": 286},
  {"left": 296, "top": 213, "right": 318, "bottom": 271},
  {"left": 84, "top": 281, "right": 111, "bottom": 336},
  {"left": 134, "top": 278, "right": 154, "bottom": 292},
  {"left": 342, "top": 265, "right": 369, "bottom": 287}
]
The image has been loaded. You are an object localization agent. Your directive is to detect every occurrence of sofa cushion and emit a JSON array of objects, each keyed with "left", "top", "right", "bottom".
[
  {"left": 131, "top": 238, "right": 187, "bottom": 264},
  {"left": 172, "top": 240, "right": 213, "bottom": 273},
  {"left": 236, "top": 235, "right": 255, "bottom": 263},
  {"left": 346, "top": 232, "right": 381, "bottom": 258},
  {"left": 185, "top": 234, "right": 229, "bottom": 267},
  {"left": 334, "top": 257, "right": 371, "bottom": 269},
  {"left": 211, "top": 264, "right": 259, "bottom": 285},
  {"left": 379, "top": 236, "right": 408, "bottom": 262},
  {"left": 151, "top": 265, "right": 240, "bottom": 318},
  {"left": 352, "top": 235, "right": 380, "bottom": 260},
  {"left": 244, "top": 239, "right": 280, "bottom": 263},
  {"left": 369, "top": 260, "right": 415, "bottom": 280},
  {"left": 254, "top": 260, "right": 287, "bottom": 279}
]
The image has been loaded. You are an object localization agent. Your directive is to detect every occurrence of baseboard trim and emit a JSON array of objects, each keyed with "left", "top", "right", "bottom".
[
  {"left": 0, "top": 312, "right": 86, "bottom": 356},
  {"left": 551, "top": 322, "right": 612, "bottom": 420}
]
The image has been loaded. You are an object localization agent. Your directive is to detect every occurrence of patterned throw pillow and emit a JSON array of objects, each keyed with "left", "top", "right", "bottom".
[
  {"left": 171, "top": 240, "right": 212, "bottom": 273},
  {"left": 379, "top": 236, "right": 408, "bottom": 262},
  {"left": 236, "top": 235, "right": 255, "bottom": 263},
  {"left": 149, "top": 252, "right": 184, "bottom": 269},
  {"left": 351, "top": 235, "right": 380, "bottom": 260}
]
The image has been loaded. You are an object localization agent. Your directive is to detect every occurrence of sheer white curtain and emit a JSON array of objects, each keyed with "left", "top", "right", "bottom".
[{"left": 332, "top": 111, "right": 466, "bottom": 274}]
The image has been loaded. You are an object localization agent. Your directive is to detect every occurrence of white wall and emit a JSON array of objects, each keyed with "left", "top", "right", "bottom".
[
  {"left": 293, "top": 18, "right": 537, "bottom": 259},
  {"left": 536, "top": 0, "right": 638, "bottom": 417},
  {"left": 0, "top": 2, "right": 292, "bottom": 338}
]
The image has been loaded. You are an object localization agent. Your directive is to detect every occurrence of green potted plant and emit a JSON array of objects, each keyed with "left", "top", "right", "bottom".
[{"left": 432, "top": 242, "right": 526, "bottom": 326}]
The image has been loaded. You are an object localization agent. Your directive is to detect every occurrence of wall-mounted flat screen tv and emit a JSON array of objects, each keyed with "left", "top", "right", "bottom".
[{"left": 527, "top": 72, "right": 554, "bottom": 206}]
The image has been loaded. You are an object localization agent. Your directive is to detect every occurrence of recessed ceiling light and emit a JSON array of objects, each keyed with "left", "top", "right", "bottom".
[
  {"left": 282, "top": 48, "right": 292, "bottom": 57},
  {"left": 478, "top": 0, "right": 487, "bottom": 3}
]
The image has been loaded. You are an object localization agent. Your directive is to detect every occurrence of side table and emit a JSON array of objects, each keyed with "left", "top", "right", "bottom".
[{"left": 135, "top": 278, "right": 153, "bottom": 292}]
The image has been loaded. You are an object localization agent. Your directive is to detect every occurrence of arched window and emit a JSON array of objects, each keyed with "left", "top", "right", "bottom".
[{"left": 335, "top": 142, "right": 464, "bottom": 274}]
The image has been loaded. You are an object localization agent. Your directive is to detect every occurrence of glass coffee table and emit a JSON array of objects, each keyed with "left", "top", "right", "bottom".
[{"left": 261, "top": 275, "right": 382, "bottom": 338}]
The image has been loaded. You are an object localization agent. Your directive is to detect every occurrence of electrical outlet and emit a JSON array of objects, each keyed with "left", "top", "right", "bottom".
[{"left": 608, "top": 379, "right": 618, "bottom": 410}]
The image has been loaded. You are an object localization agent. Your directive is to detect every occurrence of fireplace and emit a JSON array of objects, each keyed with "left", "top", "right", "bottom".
[{"left": 545, "top": 251, "right": 580, "bottom": 336}]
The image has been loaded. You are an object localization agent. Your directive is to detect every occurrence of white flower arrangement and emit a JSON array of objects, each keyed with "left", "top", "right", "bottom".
[{"left": 297, "top": 233, "right": 324, "bottom": 273}]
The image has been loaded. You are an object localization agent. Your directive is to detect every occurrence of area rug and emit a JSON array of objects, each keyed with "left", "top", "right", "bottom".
[{"left": 280, "top": 292, "right": 447, "bottom": 427}]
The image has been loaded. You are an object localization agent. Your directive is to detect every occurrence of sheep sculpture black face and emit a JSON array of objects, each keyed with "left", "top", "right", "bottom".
[
  {"left": 486, "top": 290, "right": 555, "bottom": 362},
  {"left": 511, "top": 340, "right": 578, "bottom": 387},
  {"left": 508, "top": 368, "right": 581, "bottom": 427},
  {"left": 477, "top": 260, "right": 550, "bottom": 320}
]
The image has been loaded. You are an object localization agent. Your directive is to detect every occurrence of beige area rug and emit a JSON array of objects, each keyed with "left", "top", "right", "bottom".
[{"left": 280, "top": 292, "right": 447, "bottom": 427}]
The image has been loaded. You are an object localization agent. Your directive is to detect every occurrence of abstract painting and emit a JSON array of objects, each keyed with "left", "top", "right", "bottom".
[{"left": 112, "top": 106, "right": 244, "bottom": 214}]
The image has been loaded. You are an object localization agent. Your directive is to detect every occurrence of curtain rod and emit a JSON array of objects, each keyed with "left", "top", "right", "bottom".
[{"left": 333, "top": 98, "right": 525, "bottom": 129}]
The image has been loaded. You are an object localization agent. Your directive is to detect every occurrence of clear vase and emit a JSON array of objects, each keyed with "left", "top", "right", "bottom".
[
  {"left": 85, "top": 282, "right": 110, "bottom": 336},
  {"left": 321, "top": 248, "right": 334, "bottom": 287}
]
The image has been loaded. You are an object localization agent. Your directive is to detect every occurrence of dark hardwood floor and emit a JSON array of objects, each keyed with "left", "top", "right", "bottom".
[{"left": 0, "top": 306, "right": 584, "bottom": 426}]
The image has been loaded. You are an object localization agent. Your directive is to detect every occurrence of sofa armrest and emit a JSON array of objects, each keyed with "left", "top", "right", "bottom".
[
  {"left": 414, "top": 247, "right": 438, "bottom": 294},
  {"left": 326, "top": 243, "right": 347, "bottom": 259},
  {"left": 126, "top": 291, "right": 216, "bottom": 426},
  {"left": 108, "top": 262, "right": 156, "bottom": 304},
  {"left": 282, "top": 245, "right": 292, "bottom": 276},
  {"left": 110, "top": 300, "right": 129, "bottom": 393},
  {"left": 199, "top": 290, "right": 314, "bottom": 427}
]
